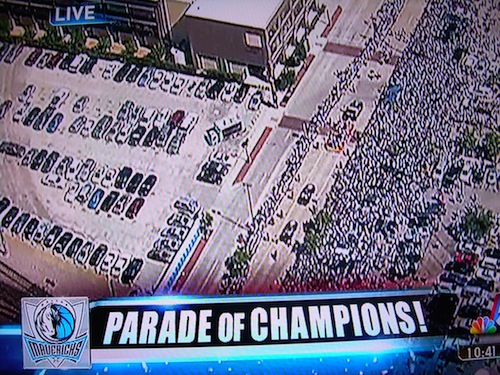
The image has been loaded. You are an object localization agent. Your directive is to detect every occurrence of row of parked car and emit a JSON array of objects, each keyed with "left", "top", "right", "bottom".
[
  {"left": 147, "top": 197, "right": 201, "bottom": 264},
  {"left": 0, "top": 195, "right": 144, "bottom": 285},
  {"left": 24, "top": 47, "right": 98, "bottom": 75},
  {"left": 0, "top": 42, "right": 24, "bottom": 65},
  {"left": 437, "top": 238, "right": 500, "bottom": 335},
  {"left": 67, "top": 98, "right": 199, "bottom": 155},
  {"left": 0, "top": 137, "right": 156, "bottom": 220},
  {"left": 105, "top": 59, "right": 259, "bottom": 109}
]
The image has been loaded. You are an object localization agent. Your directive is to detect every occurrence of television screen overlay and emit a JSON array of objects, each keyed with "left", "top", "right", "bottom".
[{"left": 0, "top": 0, "right": 499, "bottom": 373}]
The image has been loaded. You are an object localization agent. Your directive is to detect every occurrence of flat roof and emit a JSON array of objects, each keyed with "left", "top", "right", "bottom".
[{"left": 185, "top": 0, "right": 283, "bottom": 29}]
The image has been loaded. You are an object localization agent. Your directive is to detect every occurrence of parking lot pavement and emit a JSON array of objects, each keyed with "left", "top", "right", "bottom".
[{"left": 0, "top": 46, "right": 270, "bottom": 296}]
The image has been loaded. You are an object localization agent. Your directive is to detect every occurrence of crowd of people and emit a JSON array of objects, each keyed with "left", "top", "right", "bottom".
[
  {"left": 220, "top": 0, "right": 406, "bottom": 294},
  {"left": 279, "top": 0, "right": 498, "bottom": 293}
]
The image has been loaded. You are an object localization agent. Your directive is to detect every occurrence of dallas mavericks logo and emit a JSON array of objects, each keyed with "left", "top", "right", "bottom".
[{"left": 21, "top": 297, "right": 91, "bottom": 369}]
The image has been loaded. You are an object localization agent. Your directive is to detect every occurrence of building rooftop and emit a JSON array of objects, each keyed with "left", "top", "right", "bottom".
[{"left": 185, "top": 0, "right": 283, "bottom": 29}]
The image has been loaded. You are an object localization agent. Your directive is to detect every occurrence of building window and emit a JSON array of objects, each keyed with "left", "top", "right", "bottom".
[{"left": 245, "top": 32, "right": 263, "bottom": 48}]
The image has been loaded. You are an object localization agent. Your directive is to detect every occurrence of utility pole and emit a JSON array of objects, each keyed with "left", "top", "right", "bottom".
[
  {"left": 242, "top": 182, "right": 255, "bottom": 220},
  {"left": 242, "top": 138, "right": 251, "bottom": 163}
]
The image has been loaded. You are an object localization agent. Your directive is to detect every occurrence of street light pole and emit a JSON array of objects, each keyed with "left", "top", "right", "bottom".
[
  {"left": 242, "top": 182, "right": 255, "bottom": 220},
  {"left": 242, "top": 138, "right": 251, "bottom": 163}
]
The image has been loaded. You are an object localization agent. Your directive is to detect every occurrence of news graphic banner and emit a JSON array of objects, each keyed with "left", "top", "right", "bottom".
[
  {"left": 21, "top": 291, "right": 443, "bottom": 368},
  {"left": 90, "top": 290, "right": 435, "bottom": 363}
]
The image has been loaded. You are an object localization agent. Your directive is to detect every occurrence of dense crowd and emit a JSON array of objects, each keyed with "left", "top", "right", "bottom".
[
  {"left": 220, "top": 0, "right": 406, "bottom": 294},
  {"left": 279, "top": 0, "right": 498, "bottom": 293}
]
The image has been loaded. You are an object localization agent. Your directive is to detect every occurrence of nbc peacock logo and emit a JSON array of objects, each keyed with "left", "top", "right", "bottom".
[
  {"left": 21, "top": 297, "right": 91, "bottom": 369},
  {"left": 470, "top": 317, "right": 497, "bottom": 335}
]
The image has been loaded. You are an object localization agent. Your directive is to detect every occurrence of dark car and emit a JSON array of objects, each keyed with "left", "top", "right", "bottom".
[
  {"left": 72, "top": 96, "right": 89, "bottom": 114},
  {"left": 23, "top": 107, "right": 41, "bottom": 127},
  {"left": 88, "top": 188, "right": 105, "bottom": 210},
  {"left": 2, "top": 207, "right": 19, "bottom": 229},
  {"left": 280, "top": 220, "right": 298, "bottom": 245},
  {"left": 126, "top": 173, "right": 144, "bottom": 194},
  {"left": 114, "top": 63, "right": 132, "bottom": 83},
  {"left": 24, "top": 48, "right": 43, "bottom": 67},
  {"left": 40, "top": 151, "right": 60, "bottom": 174},
  {"left": 115, "top": 167, "right": 133, "bottom": 189},
  {"left": 126, "top": 65, "right": 143, "bottom": 83},
  {"left": 444, "top": 261, "right": 472, "bottom": 275},
  {"left": 126, "top": 197, "right": 145, "bottom": 219},
  {"left": 169, "top": 110, "right": 185, "bottom": 127},
  {"left": 23, "top": 217, "right": 39, "bottom": 240},
  {"left": 128, "top": 126, "right": 147, "bottom": 146},
  {"left": 101, "top": 191, "right": 120, "bottom": 212},
  {"left": 88, "top": 244, "right": 108, "bottom": 267},
  {"left": 457, "top": 305, "right": 491, "bottom": 319},
  {"left": 0, "top": 197, "right": 11, "bottom": 215},
  {"left": 0, "top": 141, "right": 25, "bottom": 158},
  {"left": 53, "top": 231, "right": 73, "bottom": 255},
  {"left": 467, "top": 277, "right": 494, "bottom": 292},
  {"left": 79, "top": 56, "right": 97, "bottom": 75},
  {"left": 59, "top": 53, "right": 75, "bottom": 70},
  {"left": 0, "top": 43, "right": 10, "bottom": 61},
  {"left": 138, "top": 174, "right": 157, "bottom": 197},
  {"left": 142, "top": 126, "right": 160, "bottom": 147},
  {"left": 46, "top": 112, "right": 64, "bottom": 133},
  {"left": 156, "top": 124, "right": 173, "bottom": 148},
  {"left": 65, "top": 237, "right": 83, "bottom": 259},
  {"left": 45, "top": 52, "right": 65, "bottom": 70},
  {"left": 32, "top": 107, "right": 55, "bottom": 131},
  {"left": 0, "top": 99, "right": 13, "bottom": 120},
  {"left": 121, "top": 258, "right": 144, "bottom": 284},
  {"left": 43, "top": 225, "right": 63, "bottom": 249},
  {"left": 206, "top": 80, "right": 224, "bottom": 99},
  {"left": 233, "top": 84, "right": 249, "bottom": 103},
  {"left": 30, "top": 149, "right": 48, "bottom": 171},
  {"left": 91, "top": 115, "right": 113, "bottom": 140},
  {"left": 298, "top": 183, "right": 316, "bottom": 205},
  {"left": 11, "top": 213, "right": 30, "bottom": 235}
]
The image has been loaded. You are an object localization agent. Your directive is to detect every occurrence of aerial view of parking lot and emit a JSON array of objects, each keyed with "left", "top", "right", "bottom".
[{"left": 0, "top": 0, "right": 499, "bottom": 353}]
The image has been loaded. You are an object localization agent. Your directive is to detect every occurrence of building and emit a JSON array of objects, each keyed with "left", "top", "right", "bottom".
[
  {"left": 0, "top": 0, "right": 192, "bottom": 47},
  {"left": 182, "top": 0, "right": 318, "bottom": 83}
]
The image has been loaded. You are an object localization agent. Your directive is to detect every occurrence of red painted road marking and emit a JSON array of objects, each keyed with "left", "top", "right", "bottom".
[
  {"left": 321, "top": 6, "right": 343, "bottom": 38},
  {"left": 233, "top": 127, "right": 273, "bottom": 184},
  {"left": 324, "top": 42, "right": 400, "bottom": 65},
  {"left": 171, "top": 235, "right": 209, "bottom": 292},
  {"left": 279, "top": 115, "right": 331, "bottom": 135}
]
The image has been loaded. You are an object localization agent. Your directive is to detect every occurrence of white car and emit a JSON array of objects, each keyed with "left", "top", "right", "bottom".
[
  {"left": 160, "top": 71, "right": 176, "bottom": 92},
  {"left": 12, "top": 104, "right": 31, "bottom": 123},
  {"left": 64, "top": 182, "right": 80, "bottom": 204},
  {"left": 476, "top": 260, "right": 497, "bottom": 279},
  {"left": 99, "top": 251, "right": 119, "bottom": 275},
  {"left": 65, "top": 159, "right": 82, "bottom": 182},
  {"left": 140, "top": 107, "right": 158, "bottom": 127},
  {"left": 101, "top": 168, "right": 117, "bottom": 188},
  {"left": 80, "top": 118, "right": 95, "bottom": 138},
  {"left": 179, "top": 112, "right": 199, "bottom": 133},
  {"left": 111, "top": 254, "right": 130, "bottom": 278},
  {"left": 219, "top": 82, "right": 238, "bottom": 102},
  {"left": 170, "top": 76, "right": 186, "bottom": 95},
  {"left": 91, "top": 165, "right": 107, "bottom": 185},
  {"left": 148, "top": 69, "right": 165, "bottom": 90},
  {"left": 50, "top": 88, "right": 71, "bottom": 109},
  {"left": 484, "top": 168, "right": 497, "bottom": 190},
  {"left": 41, "top": 173, "right": 65, "bottom": 189},
  {"left": 154, "top": 108, "right": 171, "bottom": 127},
  {"left": 18, "top": 84, "right": 36, "bottom": 103},
  {"left": 102, "top": 62, "right": 122, "bottom": 80}
]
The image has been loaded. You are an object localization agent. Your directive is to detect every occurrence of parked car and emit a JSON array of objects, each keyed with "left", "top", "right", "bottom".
[
  {"left": 138, "top": 174, "right": 157, "bottom": 197},
  {"left": 125, "top": 198, "right": 145, "bottom": 219},
  {"left": 88, "top": 188, "right": 105, "bottom": 210},
  {"left": 40, "top": 151, "right": 60, "bottom": 174},
  {"left": 115, "top": 167, "right": 133, "bottom": 189},
  {"left": 112, "top": 194, "right": 132, "bottom": 215},
  {"left": 23, "top": 217, "right": 40, "bottom": 241},
  {"left": 101, "top": 191, "right": 120, "bottom": 212},
  {"left": 2, "top": 207, "right": 19, "bottom": 230},
  {"left": 46, "top": 112, "right": 64, "bottom": 133},
  {"left": 120, "top": 258, "right": 144, "bottom": 284},
  {"left": 72, "top": 96, "right": 89, "bottom": 114},
  {"left": 91, "top": 115, "right": 113, "bottom": 140},
  {"left": 76, "top": 182, "right": 95, "bottom": 204},
  {"left": 23, "top": 106, "right": 41, "bottom": 127},
  {"left": 75, "top": 241, "right": 94, "bottom": 267},
  {"left": 11, "top": 213, "right": 30, "bottom": 236},
  {"left": 125, "top": 173, "right": 144, "bottom": 194},
  {"left": 24, "top": 48, "right": 43, "bottom": 67},
  {"left": 42, "top": 225, "right": 63, "bottom": 249},
  {"left": 30, "top": 149, "right": 48, "bottom": 171},
  {"left": 65, "top": 237, "right": 84, "bottom": 259},
  {"left": 69, "top": 115, "right": 87, "bottom": 133},
  {"left": 88, "top": 244, "right": 108, "bottom": 268},
  {"left": 53, "top": 231, "right": 74, "bottom": 256}
]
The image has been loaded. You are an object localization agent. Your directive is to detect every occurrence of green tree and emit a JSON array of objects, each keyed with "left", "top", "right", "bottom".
[
  {"left": 460, "top": 205, "right": 494, "bottom": 242},
  {"left": 482, "top": 131, "right": 500, "bottom": 162},
  {"left": 0, "top": 19, "right": 10, "bottom": 38},
  {"left": 276, "top": 69, "right": 296, "bottom": 91},
  {"left": 41, "top": 25, "right": 63, "bottom": 48},
  {"left": 459, "top": 128, "right": 479, "bottom": 157}
]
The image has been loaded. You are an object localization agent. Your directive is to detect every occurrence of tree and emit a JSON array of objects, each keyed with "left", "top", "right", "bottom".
[
  {"left": 459, "top": 205, "right": 494, "bottom": 243},
  {"left": 482, "top": 131, "right": 500, "bottom": 162},
  {"left": 459, "top": 128, "right": 479, "bottom": 157},
  {"left": 276, "top": 69, "right": 296, "bottom": 91}
]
